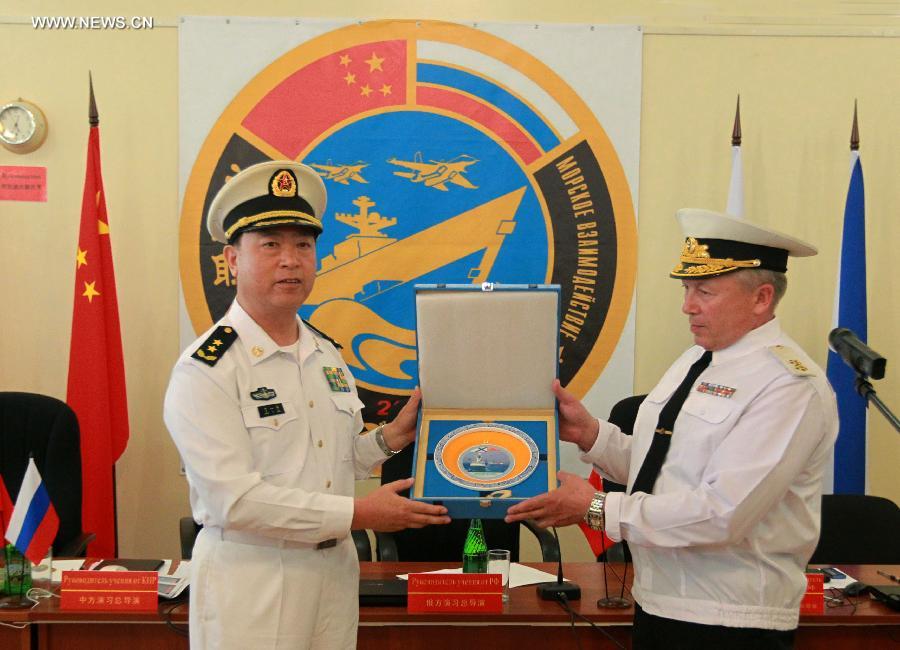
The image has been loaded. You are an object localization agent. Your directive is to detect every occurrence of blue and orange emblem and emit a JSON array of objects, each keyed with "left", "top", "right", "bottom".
[
  {"left": 434, "top": 423, "right": 540, "bottom": 491},
  {"left": 180, "top": 20, "right": 637, "bottom": 423}
]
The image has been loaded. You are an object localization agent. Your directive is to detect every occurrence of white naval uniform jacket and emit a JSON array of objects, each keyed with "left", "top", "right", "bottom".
[
  {"left": 586, "top": 318, "right": 838, "bottom": 631},
  {"left": 164, "top": 300, "right": 387, "bottom": 647}
]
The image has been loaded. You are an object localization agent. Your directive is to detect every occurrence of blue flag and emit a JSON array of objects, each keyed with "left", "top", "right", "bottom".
[{"left": 827, "top": 153, "right": 867, "bottom": 494}]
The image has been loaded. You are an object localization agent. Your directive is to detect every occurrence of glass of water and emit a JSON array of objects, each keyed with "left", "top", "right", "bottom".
[{"left": 487, "top": 549, "right": 511, "bottom": 602}]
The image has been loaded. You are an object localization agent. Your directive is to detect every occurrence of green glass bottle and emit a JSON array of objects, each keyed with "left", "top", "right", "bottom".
[
  {"left": 3, "top": 544, "right": 32, "bottom": 596},
  {"left": 462, "top": 518, "right": 488, "bottom": 573}
]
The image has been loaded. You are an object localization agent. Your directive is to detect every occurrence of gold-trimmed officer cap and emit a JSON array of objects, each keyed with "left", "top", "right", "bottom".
[
  {"left": 206, "top": 161, "right": 327, "bottom": 244},
  {"left": 671, "top": 208, "right": 817, "bottom": 279}
]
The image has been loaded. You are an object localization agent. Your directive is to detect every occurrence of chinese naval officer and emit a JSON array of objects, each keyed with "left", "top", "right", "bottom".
[{"left": 164, "top": 161, "right": 449, "bottom": 649}]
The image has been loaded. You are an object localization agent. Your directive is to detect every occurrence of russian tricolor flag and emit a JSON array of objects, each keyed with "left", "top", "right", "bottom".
[{"left": 5, "top": 458, "right": 59, "bottom": 564}]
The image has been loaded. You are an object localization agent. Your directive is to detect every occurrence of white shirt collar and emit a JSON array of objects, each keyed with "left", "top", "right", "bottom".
[
  {"left": 710, "top": 316, "right": 782, "bottom": 366},
  {"left": 225, "top": 300, "right": 319, "bottom": 365}
]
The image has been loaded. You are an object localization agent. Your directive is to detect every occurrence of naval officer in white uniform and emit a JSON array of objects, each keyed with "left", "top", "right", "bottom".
[
  {"left": 165, "top": 161, "right": 449, "bottom": 649},
  {"left": 506, "top": 209, "right": 838, "bottom": 649}
]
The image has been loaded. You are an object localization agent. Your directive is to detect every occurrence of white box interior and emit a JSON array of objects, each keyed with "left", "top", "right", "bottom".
[{"left": 416, "top": 289, "right": 558, "bottom": 409}]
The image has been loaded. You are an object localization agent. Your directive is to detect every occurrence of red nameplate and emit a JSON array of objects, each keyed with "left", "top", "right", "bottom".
[
  {"left": 60, "top": 571, "right": 158, "bottom": 612},
  {"left": 800, "top": 572, "right": 824, "bottom": 615},
  {"left": 0, "top": 166, "right": 47, "bottom": 202},
  {"left": 408, "top": 573, "right": 503, "bottom": 613}
]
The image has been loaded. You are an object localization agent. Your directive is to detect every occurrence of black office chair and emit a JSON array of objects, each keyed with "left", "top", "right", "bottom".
[
  {"left": 179, "top": 517, "right": 377, "bottom": 562},
  {"left": 377, "top": 444, "right": 560, "bottom": 563},
  {"left": 809, "top": 494, "right": 900, "bottom": 564},
  {"left": 596, "top": 394, "right": 647, "bottom": 563},
  {"left": 0, "top": 392, "right": 95, "bottom": 556}
]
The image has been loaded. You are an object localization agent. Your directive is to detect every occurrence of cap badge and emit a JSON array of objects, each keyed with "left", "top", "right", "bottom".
[
  {"left": 696, "top": 382, "right": 736, "bottom": 399},
  {"left": 673, "top": 237, "right": 761, "bottom": 276},
  {"left": 683, "top": 237, "right": 710, "bottom": 260},
  {"left": 271, "top": 170, "right": 297, "bottom": 197},
  {"left": 323, "top": 366, "right": 351, "bottom": 392}
]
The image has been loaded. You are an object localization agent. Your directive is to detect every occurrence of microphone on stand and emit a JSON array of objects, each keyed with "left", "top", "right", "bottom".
[
  {"left": 536, "top": 527, "right": 581, "bottom": 601},
  {"left": 829, "top": 327, "right": 886, "bottom": 380}
]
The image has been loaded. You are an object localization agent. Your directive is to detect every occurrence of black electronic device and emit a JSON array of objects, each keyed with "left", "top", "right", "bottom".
[
  {"left": 870, "top": 585, "right": 900, "bottom": 611},
  {"left": 821, "top": 567, "right": 847, "bottom": 580},
  {"left": 359, "top": 578, "right": 408, "bottom": 606},
  {"left": 842, "top": 581, "right": 868, "bottom": 597}
]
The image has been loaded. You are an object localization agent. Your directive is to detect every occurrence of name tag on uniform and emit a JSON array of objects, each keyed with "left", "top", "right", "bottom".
[
  {"left": 323, "top": 366, "right": 351, "bottom": 392},
  {"left": 696, "top": 382, "right": 736, "bottom": 398},
  {"left": 258, "top": 403, "right": 285, "bottom": 418}
]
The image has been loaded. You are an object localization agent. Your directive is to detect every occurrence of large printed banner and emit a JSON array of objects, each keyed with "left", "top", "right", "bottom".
[{"left": 179, "top": 19, "right": 641, "bottom": 443}]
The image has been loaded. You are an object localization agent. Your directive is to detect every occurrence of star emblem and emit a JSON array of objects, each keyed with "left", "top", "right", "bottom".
[
  {"left": 82, "top": 280, "right": 100, "bottom": 303},
  {"left": 76, "top": 248, "right": 88, "bottom": 268},
  {"left": 343, "top": 72, "right": 356, "bottom": 85},
  {"left": 339, "top": 54, "right": 351, "bottom": 66},
  {"left": 360, "top": 84, "right": 373, "bottom": 97},
  {"left": 365, "top": 52, "right": 384, "bottom": 72},
  {"left": 379, "top": 84, "right": 392, "bottom": 97}
]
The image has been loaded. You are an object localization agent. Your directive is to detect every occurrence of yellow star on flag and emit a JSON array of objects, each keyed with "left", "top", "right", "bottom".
[
  {"left": 82, "top": 280, "right": 100, "bottom": 303},
  {"left": 339, "top": 54, "right": 351, "bottom": 66},
  {"left": 343, "top": 72, "right": 356, "bottom": 85},
  {"left": 380, "top": 84, "right": 392, "bottom": 97},
  {"left": 360, "top": 84, "right": 373, "bottom": 97},
  {"left": 365, "top": 53, "right": 385, "bottom": 72},
  {"left": 76, "top": 248, "right": 88, "bottom": 268}
]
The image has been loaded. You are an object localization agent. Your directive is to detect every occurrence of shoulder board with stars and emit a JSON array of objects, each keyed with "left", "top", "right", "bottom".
[
  {"left": 302, "top": 318, "right": 342, "bottom": 350},
  {"left": 768, "top": 345, "right": 816, "bottom": 377},
  {"left": 192, "top": 325, "right": 238, "bottom": 367}
]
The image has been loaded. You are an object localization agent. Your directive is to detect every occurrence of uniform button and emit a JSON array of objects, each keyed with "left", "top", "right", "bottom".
[
  {"left": 317, "top": 440, "right": 323, "bottom": 448},
  {"left": 325, "top": 480, "right": 332, "bottom": 489},
  {"left": 273, "top": 418, "right": 279, "bottom": 427},
  {"left": 308, "top": 400, "right": 314, "bottom": 408}
]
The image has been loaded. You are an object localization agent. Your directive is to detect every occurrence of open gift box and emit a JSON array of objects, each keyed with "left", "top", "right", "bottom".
[{"left": 411, "top": 283, "right": 560, "bottom": 519}]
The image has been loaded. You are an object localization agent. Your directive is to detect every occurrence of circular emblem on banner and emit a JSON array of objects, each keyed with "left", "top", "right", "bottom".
[
  {"left": 180, "top": 20, "right": 636, "bottom": 424},
  {"left": 433, "top": 423, "right": 539, "bottom": 490}
]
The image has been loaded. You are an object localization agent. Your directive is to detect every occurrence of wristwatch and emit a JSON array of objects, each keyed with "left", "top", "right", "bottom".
[
  {"left": 373, "top": 424, "right": 400, "bottom": 457},
  {"left": 584, "top": 491, "right": 607, "bottom": 531}
]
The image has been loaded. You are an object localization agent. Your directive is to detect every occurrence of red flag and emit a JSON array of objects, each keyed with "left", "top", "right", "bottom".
[
  {"left": 242, "top": 40, "right": 407, "bottom": 158},
  {"left": 66, "top": 77, "right": 129, "bottom": 557},
  {"left": 0, "top": 476, "right": 13, "bottom": 535},
  {"left": 577, "top": 469, "right": 615, "bottom": 557}
]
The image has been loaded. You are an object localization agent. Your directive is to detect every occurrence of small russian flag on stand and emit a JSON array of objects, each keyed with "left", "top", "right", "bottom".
[{"left": 5, "top": 458, "right": 60, "bottom": 564}]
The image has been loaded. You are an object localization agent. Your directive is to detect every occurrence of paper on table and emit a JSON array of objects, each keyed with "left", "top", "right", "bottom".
[
  {"left": 828, "top": 572, "right": 857, "bottom": 591},
  {"left": 397, "top": 563, "right": 567, "bottom": 589}
]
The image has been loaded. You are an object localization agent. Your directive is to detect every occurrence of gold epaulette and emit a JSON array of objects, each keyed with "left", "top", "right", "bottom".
[
  {"left": 768, "top": 345, "right": 815, "bottom": 377},
  {"left": 191, "top": 325, "right": 238, "bottom": 367}
]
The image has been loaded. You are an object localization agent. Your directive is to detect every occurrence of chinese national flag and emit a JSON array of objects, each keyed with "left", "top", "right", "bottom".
[{"left": 66, "top": 79, "right": 129, "bottom": 557}]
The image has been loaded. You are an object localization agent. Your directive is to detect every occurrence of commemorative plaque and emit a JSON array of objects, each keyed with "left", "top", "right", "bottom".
[{"left": 411, "top": 284, "right": 560, "bottom": 518}]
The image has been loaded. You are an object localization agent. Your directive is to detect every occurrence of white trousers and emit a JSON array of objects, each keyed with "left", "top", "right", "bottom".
[{"left": 189, "top": 527, "right": 359, "bottom": 649}]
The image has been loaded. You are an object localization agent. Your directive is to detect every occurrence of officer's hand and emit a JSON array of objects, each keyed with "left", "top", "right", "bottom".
[
  {"left": 553, "top": 380, "right": 600, "bottom": 451},
  {"left": 352, "top": 478, "right": 451, "bottom": 532},
  {"left": 380, "top": 389, "right": 421, "bottom": 453},
  {"left": 503, "top": 471, "right": 595, "bottom": 528}
]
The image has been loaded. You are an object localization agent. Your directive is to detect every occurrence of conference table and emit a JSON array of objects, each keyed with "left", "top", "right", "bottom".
[{"left": 0, "top": 563, "right": 896, "bottom": 649}]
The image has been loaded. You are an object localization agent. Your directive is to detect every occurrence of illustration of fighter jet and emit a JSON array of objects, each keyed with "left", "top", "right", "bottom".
[
  {"left": 387, "top": 153, "right": 478, "bottom": 191},
  {"left": 310, "top": 160, "right": 369, "bottom": 185}
]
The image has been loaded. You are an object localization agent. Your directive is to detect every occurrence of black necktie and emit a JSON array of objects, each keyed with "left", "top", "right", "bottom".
[{"left": 630, "top": 350, "right": 712, "bottom": 495}]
